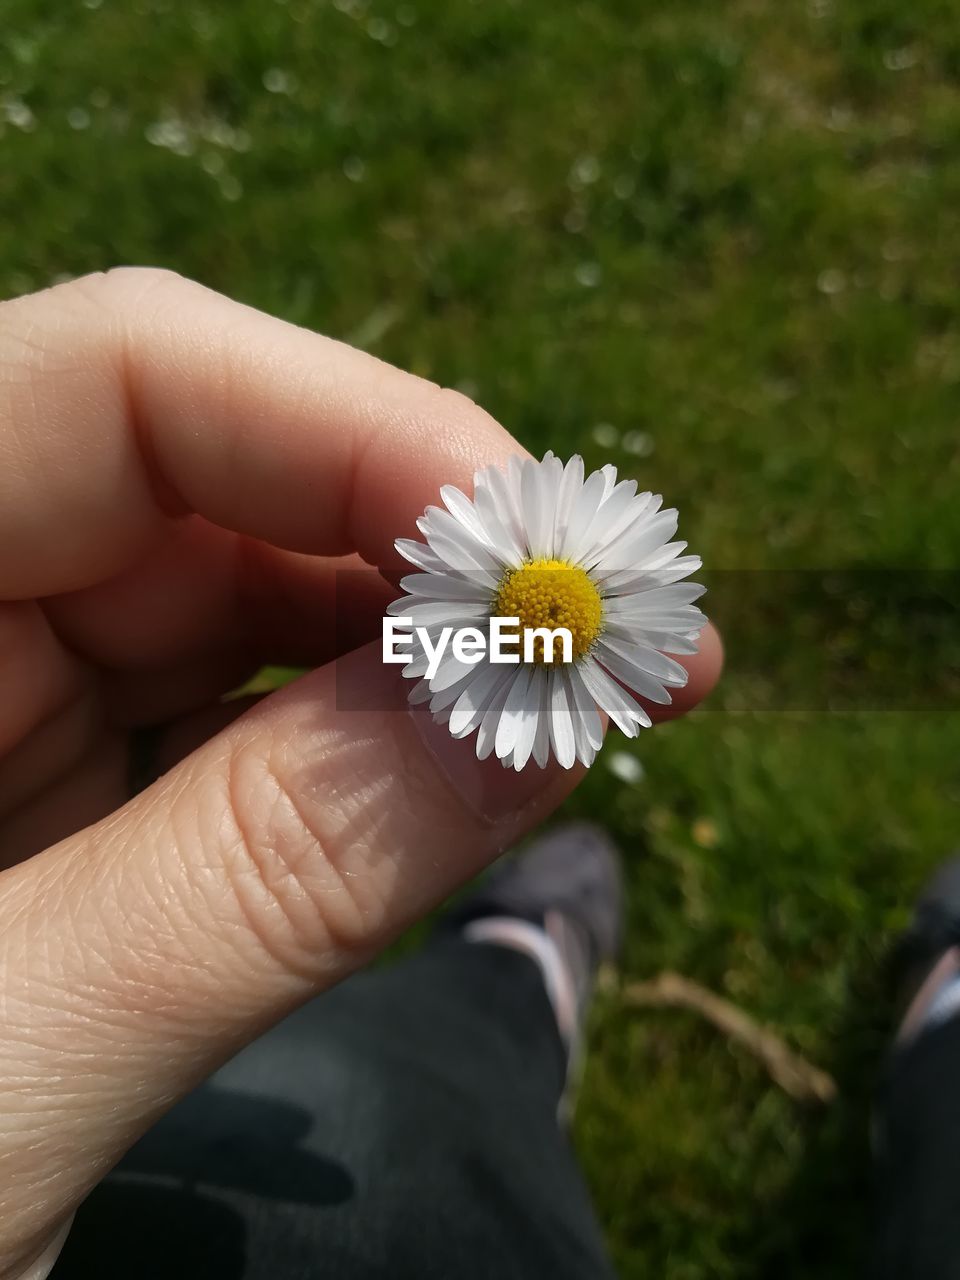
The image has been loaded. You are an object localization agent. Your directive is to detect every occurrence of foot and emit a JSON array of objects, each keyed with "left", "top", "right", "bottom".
[
  {"left": 891, "top": 856, "right": 960, "bottom": 1048},
  {"left": 441, "top": 821, "right": 624, "bottom": 1078}
]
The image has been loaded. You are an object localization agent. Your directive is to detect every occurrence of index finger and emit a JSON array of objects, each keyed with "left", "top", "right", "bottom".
[{"left": 0, "top": 268, "right": 523, "bottom": 598}]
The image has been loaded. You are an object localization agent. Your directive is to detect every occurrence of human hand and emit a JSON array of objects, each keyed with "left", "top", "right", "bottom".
[{"left": 0, "top": 269, "right": 722, "bottom": 1277}]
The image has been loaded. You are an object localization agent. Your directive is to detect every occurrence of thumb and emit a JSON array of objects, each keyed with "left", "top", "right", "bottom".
[{"left": 0, "top": 643, "right": 579, "bottom": 1276}]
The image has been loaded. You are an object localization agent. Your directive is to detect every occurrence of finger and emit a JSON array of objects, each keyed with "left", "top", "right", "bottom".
[
  {"left": 0, "top": 622, "right": 722, "bottom": 1260},
  {"left": 0, "top": 697, "right": 265, "bottom": 868},
  {"left": 0, "top": 645, "right": 582, "bottom": 1271},
  {"left": 0, "top": 617, "right": 723, "bottom": 860},
  {"left": 0, "top": 535, "right": 392, "bottom": 824},
  {"left": 150, "top": 694, "right": 266, "bottom": 775},
  {"left": 0, "top": 268, "right": 522, "bottom": 598},
  {"left": 0, "top": 603, "right": 88, "bottom": 757},
  {"left": 648, "top": 620, "right": 723, "bottom": 722},
  {"left": 101, "top": 648, "right": 261, "bottom": 726},
  {"left": 0, "top": 686, "right": 104, "bottom": 839},
  {"left": 0, "top": 728, "right": 126, "bottom": 872},
  {"left": 43, "top": 516, "right": 395, "bottom": 674},
  {"left": 1, "top": 521, "right": 394, "bottom": 828}
]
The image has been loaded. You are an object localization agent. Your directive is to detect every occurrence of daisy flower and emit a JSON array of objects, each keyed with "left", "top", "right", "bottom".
[{"left": 388, "top": 452, "right": 707, "bottom": 770}]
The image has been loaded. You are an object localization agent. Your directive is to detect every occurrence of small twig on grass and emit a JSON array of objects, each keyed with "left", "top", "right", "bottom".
[{"left": 621, "top": 971, "right": 838, "bottom": 1106}]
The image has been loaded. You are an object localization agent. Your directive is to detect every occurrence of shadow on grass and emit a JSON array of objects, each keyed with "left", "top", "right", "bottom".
[{"left": 746, "top": 947, "right": 890, "bottom": 1279}]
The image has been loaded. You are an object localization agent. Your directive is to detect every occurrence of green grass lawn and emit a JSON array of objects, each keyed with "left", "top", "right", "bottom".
[{"left": 4, "top": 0, "right": 960, "bottom": 1273}]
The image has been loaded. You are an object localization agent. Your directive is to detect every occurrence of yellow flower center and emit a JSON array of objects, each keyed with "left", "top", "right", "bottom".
[{"left": 493, "top": 558, "right": 603, "bottom": 662}]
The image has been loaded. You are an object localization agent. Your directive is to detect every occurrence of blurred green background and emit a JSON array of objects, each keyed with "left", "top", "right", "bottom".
[{"left": 3, "top": 0, "right": 960, "bottom": 1274}]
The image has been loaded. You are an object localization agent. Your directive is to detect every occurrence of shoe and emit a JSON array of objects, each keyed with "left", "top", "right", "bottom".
[
  {"left": 441, "top": 820, "right": 624, "bottom": 1090},
  {"left": 890, "top": 856, "right": 960, "bottom": 1046},
  {"left": 873, "top": 857, "right": 960, "bottom": 1167}
]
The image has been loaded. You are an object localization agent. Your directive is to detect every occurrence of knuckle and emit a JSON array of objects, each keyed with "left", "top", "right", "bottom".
[
  {"left": 0, "top": 269, "right": 191, "bottom": 366},
  {"left": 69, "top": 266, "right": 194, "bottom": 320},
  {"left": 431, "top": 383, "right": 487, "bottom": 422},
  {"left": 421, "top": 383, "right": 512, "bottom": 453},
  {"left": 216, "top": 738, "right": 383, "bottom": 978},
  {"left": 89, "top": 264, "right": 186, "bottom": 296}
]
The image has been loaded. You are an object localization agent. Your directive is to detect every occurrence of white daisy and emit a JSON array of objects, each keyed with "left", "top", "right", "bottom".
[{"left": 388, "top": 451, "right": 707, "bottom": 770}]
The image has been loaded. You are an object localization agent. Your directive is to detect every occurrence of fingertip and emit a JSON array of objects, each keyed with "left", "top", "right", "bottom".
[
  {"left": 409, "top": 701, "right": 585, "bottom": 828},
  {"left": 652, "top": 621, "right": 724, "bottom": 723}
]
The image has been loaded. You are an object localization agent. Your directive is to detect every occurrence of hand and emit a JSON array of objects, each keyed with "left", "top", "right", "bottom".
[{"left": 0, "top": 269, "right": 723, "bottom": 1277}]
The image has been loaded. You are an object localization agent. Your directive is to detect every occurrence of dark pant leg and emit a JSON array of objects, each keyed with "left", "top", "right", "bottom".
[
  {"left": 872, "top": 1018, "right": 960, "bottom": 1279},
  {"left": 55, "top": 939, "right": 616, "bottom": 1280}
]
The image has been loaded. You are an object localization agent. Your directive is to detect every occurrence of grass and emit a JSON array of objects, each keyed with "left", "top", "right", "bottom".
[{"left": 4, "top": 0, "right": 960, "bottom": 1273}]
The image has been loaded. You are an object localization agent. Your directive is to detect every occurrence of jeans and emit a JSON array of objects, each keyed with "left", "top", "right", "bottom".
[
  {"left": 54, "top": 940, "right": 616, "bottom": 1280},
  {"left": 54, "top": 935, "right": 960, "bottom": 1278},
  {"left": 872, "top": 1016, "right": 960, "bottom": 1279}
]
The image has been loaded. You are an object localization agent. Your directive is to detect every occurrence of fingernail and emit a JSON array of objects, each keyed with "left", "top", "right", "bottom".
[{"left": 409, "top": 705, "right": 564, "bottom": 825}]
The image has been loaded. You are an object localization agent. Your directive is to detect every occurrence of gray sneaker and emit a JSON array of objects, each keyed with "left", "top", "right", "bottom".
[
  {"left": 442, "top": 821, "right": 624, "bottom": 1086},
  {"left": 890, "top": 855, "right": 960, "bottom": 1041}
]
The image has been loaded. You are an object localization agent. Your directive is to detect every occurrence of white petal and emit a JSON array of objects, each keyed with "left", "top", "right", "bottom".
[
  {"left": 398, "top": 572, "right": 493, "bottom": 602},
  {"left": 551, "top": 454, "right": 585, "bottom": 557},
  {"left": 404, "top": 612, "right": 492, "bottom": 642},
  {"left": 592, "top": 510, "right": 679, "bottom": 575},
  {"left": 428, "top": 646, "right": 488, "bottom": 693},
  {"left": 532, "top": 672, "right": 553, "bottom": 768},
  {"left": 577, "top": 656, "right": 652, "bottom": 734},
  {"left": 581, "top": 492, "right": 657, "bottom": 568},
  {"left": 588, "top": 498, "right": 663, "bottom": 562},
  {"left": 596, "top": 634, "right": 689, "bottom": 686},
  {"left": 480, "top": 463, "right": 527, "bottom": 556},
  {"left": 476, "top": 671, "right": 517, "bottom": 760},
  {"left": 577, "top": 479, "right": 638, "bottom": 563},
  {"left": 511, "top": 666, "right": 544, "bottom": 770},
  {"left": 396, "top": 600, "right": 489, "bottom": 627},
  {"left": 581, "top": 493, "right": 661, "bottom": 568},
  {"left": 423, "top": 531, "right": 501, "bottom": 582},
  {"left": 602, "top": 554, "right": 701, "bottom": 594},
  {"left": 395, "top": 538, "right": 448, "bottom": 573},
  {"left": 448, "top": 662, "right": 512, "bottom": 737},
  {"left": 607, "top": 607, "right": 709, "bottom": 632},
  {"left": 568, "top": 664, "right": 605, "bottom": 751},
  {"left": 505, "top": 455, "right": 527, "bottom": 552},
  {"left": 537, "top": 453, "right": 564, "bottom": 557},
  {"left": 386, "top": 594, "right": 459, "bottom": 621},
  {"left": 440, "top": 485, "right": 491, "bottom": 545},
  {"left": 473, "top": 482, "right": 525, "bottom": 564},
  {"left": 519, "top": 458, "right": 543, "bottom": 557},
  {"left": 559, "top": 467, "right": 608, "bottom": 561},
  {"left": 520, "top": 457, "right": 556, "bottom": 559},
  {"left": 631, "top": 629, "right": 701, "bottom": 656},
  {"left": 644, "top": 540, "right": 690, "bottom": 569},
  {"left": 645, "top": 557, "right": 703, "bottom": 587},
  {"left": 604, "top": 583, "right": 707, "bottom": 614},
  {"left": 420, "top": 506, "right": 507, "bottom": 566},
  {"left": 408, "top": 678, "right": 433, "bottom": 704},
  {"left": 547, "top": 668, "right": 577, "bottom": 769},
  {"left": 430, "top": 662, "right": 486, "bottom": 712},
  {"left": 401, "top": 615, "right": 491, "bottom": 676},
  {"left": 600, "top": 463, "right": 618, "bottom": 501},
  {"left": 494, "top": 663, "right": 536, "bottom": 759},
  {"left": 572, "top": 709, "right": 599, "bottom": 769},
  {"left": 595, "top": 642, "right": 672, "bottom": 705}
]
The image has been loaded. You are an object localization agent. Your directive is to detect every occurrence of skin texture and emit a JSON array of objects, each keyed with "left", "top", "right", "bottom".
[{"left": 0, "top": 269, "right": 723, "bottom": 1278}]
